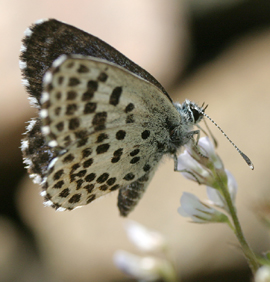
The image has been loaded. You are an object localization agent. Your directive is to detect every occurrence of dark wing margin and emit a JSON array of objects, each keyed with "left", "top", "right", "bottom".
[
  {"left": 21, "top": 118, "right": 57, "bottom": 185},
  {"left": 20, "top": 19, "right": 172, "bottom": 106}
]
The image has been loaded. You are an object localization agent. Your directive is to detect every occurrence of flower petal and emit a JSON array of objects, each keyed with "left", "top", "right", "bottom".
[
  {"left": 206, "top": 187, "right": 226, "bottom": 207},
  {"left": 226, "top": 169, "right": 238, "bottom": 203},
  {"left": 198, "top": 137, "right": 223, "bottom": 169},
  {"left": 255, "top": 266, "right": 270, "bottom": 282},
  {"left": 124, "top": 220, "right": 167, "bottom": 252},
  {"left": 113, "top": 251, "right": 160, "bottom": 281},
  {"left": 206, "top": 169, "right": 237, "bottom": 210},
  {"left": 177, "top": 151, "right": 211, "bottom": 183},
  {"left": 178, "top": 192, "right": 229, "bottom": 223}
]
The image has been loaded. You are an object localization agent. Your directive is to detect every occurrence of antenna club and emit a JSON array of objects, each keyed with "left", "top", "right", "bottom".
[{"left": 240, "top": 152, "right": 254, "bottom": 170}]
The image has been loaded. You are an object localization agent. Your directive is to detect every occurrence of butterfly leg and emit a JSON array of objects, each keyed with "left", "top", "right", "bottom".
[
  {"left": 189, "top": 129, "right": 200, "bottom": 145},
  {"left": 183, "top": 129, "right": 209, "bottom": 159}
]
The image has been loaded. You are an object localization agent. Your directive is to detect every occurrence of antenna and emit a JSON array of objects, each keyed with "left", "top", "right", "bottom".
[{"left": 200, "top": 111, "right": 254, "bottom": 170}]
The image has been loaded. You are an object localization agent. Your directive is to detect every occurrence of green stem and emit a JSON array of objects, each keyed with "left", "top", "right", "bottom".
[
  {"left": 162, "top": 246, "right": 179, "bottom": 282},
  {"left": 217, "top": 172, "right": 259, "bottom": 275},
  {"left": 161, "top": 267, "right": 178, "bottom": 282},
  {"left": 225, "top": 218, "right": 235, "bottom": 232}
]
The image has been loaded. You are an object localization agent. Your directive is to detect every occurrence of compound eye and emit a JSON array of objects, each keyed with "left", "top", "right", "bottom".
[{"left": 192, "top": 108, "right": 202, "bottom": 122}]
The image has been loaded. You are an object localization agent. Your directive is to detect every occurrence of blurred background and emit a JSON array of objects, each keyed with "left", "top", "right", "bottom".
[{"left": 1, "top": 0, "right": 270, "bottom": 281}]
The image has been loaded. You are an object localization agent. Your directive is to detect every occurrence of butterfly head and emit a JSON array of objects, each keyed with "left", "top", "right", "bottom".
[
  {"left": 181, "top": 99, "right": 206, "bottom": 125},
  {"left": 168, "top": 100, "right": 207, "bottom": 154},
  {"left": 174, "top": 100, "right": 206, "bottom": 130},
  {"left": 175, "top": 100, "right": 254, "bottom": 169}
]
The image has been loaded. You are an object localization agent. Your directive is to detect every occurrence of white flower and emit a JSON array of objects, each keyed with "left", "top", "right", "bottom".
[
  {"left": 178, "top": 192, "right": 228, "bottom": 223},
  {"left": 113, "top": 251, "right": 162, "bottom": 281},
  {"left": 207, "top": 169, "right": 238, "bottom": 211},
  {"left": 255, "top": 266, "right": 270, "bottom": 282},
  {"left": 177, "top": 137, "right": 227, "bottom": 188},
  {"left": 197, "top": 137, "right": 223, "bottom": 169},
  {"left": 124, "top": 220, "right": 167, "bottom": 252},
  {"left": 177, "top": 150, "right": 211, "bottom": 184},
  {"left": 225, "top": 169, "right": 238, "bottom": 201}
]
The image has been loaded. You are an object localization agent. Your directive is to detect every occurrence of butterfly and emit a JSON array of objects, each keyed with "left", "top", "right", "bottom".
[{"left": 20, "top": 19, "right": 206, "bottom": 216}]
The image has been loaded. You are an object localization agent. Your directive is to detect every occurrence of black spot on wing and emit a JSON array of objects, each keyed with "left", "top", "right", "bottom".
[{"left": 109, "top": 87, "right": 122, "bottom": 106}]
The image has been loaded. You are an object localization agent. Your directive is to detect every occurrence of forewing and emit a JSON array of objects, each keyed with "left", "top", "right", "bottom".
[
  {"left": 20, "top": 19, "right": 171, "bottom": 107},
  {"left": 37, "top": 55, "right": 180, "bottom": 211}
]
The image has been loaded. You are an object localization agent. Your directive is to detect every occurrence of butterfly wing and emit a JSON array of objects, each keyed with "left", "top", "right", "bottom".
[
  {"left": 22, "top": 55, "right": 180, "bottom": 215},
  {"left": 20, "top": 19, "right": 181, "bottom": 215},
  {"left": 20, "top": 19, "right": 171, "bottom": 108}
]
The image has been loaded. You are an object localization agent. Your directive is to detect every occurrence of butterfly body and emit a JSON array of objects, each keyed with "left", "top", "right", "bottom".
[{"left": 20, "top": 19, "right": 204, "bottom": 216}]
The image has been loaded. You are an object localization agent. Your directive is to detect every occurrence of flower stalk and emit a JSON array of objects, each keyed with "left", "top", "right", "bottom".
[
  {"left": 178, "top": 137, "right": 260, "bottom": 274},
  {"left": 216, "top": 171, "right": 259, "bottom": 274}
]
